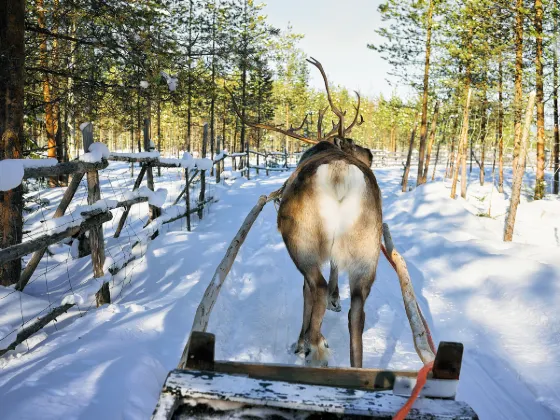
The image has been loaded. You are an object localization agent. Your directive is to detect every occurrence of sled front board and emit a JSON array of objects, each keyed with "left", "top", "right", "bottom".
[{"left": 152, "top": 369, "right": 478, "bottom": 419}]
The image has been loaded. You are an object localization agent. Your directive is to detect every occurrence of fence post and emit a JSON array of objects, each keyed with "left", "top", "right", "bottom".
[
  {"left": 246, "top": 143, "right": 250, "bottom": 180},
  {"left": 144, "top": 118, "right": 161, "bottom": 237},
  {"left": 81, "top": 123, "right": 109, "bottom": 306},
  {"left": 266, "top": 151, "right": 269, "bottom": 176},
  {"left": 198, "top": 123, "right": 208, "bottom": 220},
  {"left": 215, "top": 136, "right": 221, "bottom": 184}
]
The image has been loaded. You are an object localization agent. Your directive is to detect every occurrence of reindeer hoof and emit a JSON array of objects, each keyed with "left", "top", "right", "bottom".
[
  {"left": 305, "top": 358, "right": 329, "bottom": 368},
  {"left": 327, "top": 295, "right": 341, "bottom": 312},
  {"left": 304, "top": 336, "right": 330, "bottom": 367},
  {"left": 291, "top": 341, "right": 306, "bottom": 357}
]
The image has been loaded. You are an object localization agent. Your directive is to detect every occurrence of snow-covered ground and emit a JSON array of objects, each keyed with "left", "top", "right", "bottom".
[{"left": 1, "top": 161, "right": 559, "bottom": 419}]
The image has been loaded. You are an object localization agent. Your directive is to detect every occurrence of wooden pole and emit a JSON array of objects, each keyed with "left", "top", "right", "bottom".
[
  {"left": 504, "top": 91, "right": 536, "bottom": 242},
  {"left": 0, "top": 303, "right": 75, "bottom": 357},
  {"left": 198, "top": 123, "right": 208, "bottom": 220},
  {"left": 17, "top": 173, "right": 84, "bottom": 291},
  {"left": 215, "top": 136, "right": 221, "bottom": 184},
  {"left": 113, "top": 165, "right": 147, "bottom": 238},
  {"left": 144, "top": 119, "right": 160, "bottom": 239},
  {"left": 382, "top": 223, "right": 435, "bottom": 365}
]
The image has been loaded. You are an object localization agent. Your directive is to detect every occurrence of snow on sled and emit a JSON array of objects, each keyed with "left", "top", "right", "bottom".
[{"left": 151, "top": 189, "right": 478, "bottom": 419}]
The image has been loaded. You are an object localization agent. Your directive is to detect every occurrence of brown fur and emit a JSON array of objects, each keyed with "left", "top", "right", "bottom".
[{"left": 278, "top": 139, "right": 382, "bottom": 367}]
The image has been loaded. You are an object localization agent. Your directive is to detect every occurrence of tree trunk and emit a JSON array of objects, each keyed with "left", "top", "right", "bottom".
[
  {"left": 504, "top": 92, "right": 536, "bottom": 241},
  {"left": 554, "top": 0, "right": 560, "bottom": 195},
  {"left": 479, "top": 89, "right": 489, "bottom": 186},
  {"left": 534, "top": 0, "right": 546, "bottom": 199},
  {"left": 416, "top": 0, "right": 435, "bottom": 187},
  {"left": 0, "top": 0, "right": 25, "bottom": 286},
  {"left": 422, "top": 102, "right": 439, "bottom": 182},
  {"left": 451, "top": 89, "right": 472, "bottom": 199},
  {"left": 402, "top": 113, "right": 419, "bottom": 192},
  {"left": 36, "top": 0, "right": 59, "bottom": 187},
  {"left": 511, "top": 0, "right": 525, "bottom": 177},
  {"left": 498, "top": 57, "right": 505, "bottom": 193}
]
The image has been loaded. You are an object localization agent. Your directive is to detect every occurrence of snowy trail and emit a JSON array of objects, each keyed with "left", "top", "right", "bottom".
[{"left": 1, "top": 166, "right": 559, "bottom": 419}]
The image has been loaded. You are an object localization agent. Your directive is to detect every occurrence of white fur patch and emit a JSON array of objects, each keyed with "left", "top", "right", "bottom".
[{"left": 316, "top": 163, "right": 366, "bottom": 248}]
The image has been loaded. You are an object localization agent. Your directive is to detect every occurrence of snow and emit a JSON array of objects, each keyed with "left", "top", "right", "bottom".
[
  {"left": 88, "top": 142, "right": 110, "bottom": 159},
  {"left": 21, "top": 158, "right": 59, "bottom": 168},
  {"left": 61, "top": 293, "right": 85, "bottom": 306},
  {"left": 160, "top": 71, "right": 178, "bottom": 92},
  {"left": 0, "top": 157, "right": 59, "bottom": 191},
  {"left": 159, "top": 157, "right": 194, "bottom": 169},
  {"left": 110, "top": 151, "right": 160, "bottom": 159},
  {"left": 195, "top": 158, "right": 213, "bottom": 171},
  {"left": 0, "top": 159, "right": 24, "bottom": 191},
  {"left": 148, "top": 188, "right": 168, "bottom": 207},
  {"left": 1, "top": 163, "right": 559, "bottom": 420}
]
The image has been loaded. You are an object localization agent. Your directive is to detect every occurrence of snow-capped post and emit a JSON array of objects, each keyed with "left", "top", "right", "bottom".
[
  {"left": 504, "top": 91, "right": 536, "bottom": 242},
  {"left": 80, "top": 123, "right": 109, "bottom": 306},
  {"left": 144, "top": 118, "right": 161, "bottom": 236},
  {"left": 198, "top": 123, "right": 208, "bottom": 220},
  {"left": 17, "top": 173, "right": 85, "bottom": 291}
]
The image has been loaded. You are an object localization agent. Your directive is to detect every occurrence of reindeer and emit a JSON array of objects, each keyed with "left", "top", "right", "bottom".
[{"left": 229, "top": 58, "right": 382, "bottom": 368}]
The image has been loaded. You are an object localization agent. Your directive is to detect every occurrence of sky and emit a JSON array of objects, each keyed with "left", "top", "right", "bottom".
[{"left": 261, "top": 0, "right": 401, "bottom": 100}]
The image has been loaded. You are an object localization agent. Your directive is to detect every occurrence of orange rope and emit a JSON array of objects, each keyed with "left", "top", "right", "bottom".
[
  {"left": 380, "top": 242, "right": 437, "bottom": 420},
  {"left": 393, "top": 361, "right": 435, "bottom": 420}
]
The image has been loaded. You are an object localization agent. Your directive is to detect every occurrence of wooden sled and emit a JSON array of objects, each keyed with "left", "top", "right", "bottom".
[
  {"left": 153, "top": 332, "right": 477, "bottom": 419},
  {"left": 151, "top": 189, "right": 478, "bottom": 419}
]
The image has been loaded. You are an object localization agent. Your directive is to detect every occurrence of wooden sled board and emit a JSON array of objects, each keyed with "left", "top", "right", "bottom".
[{"left": 152, "top": 369, "right": 478, "bottom": 419}]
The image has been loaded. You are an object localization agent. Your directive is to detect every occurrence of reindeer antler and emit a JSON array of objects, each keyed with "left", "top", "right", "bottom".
[
  {"left": 226, "top": 87, "right": 318, "bottom": 145},
  {"left": 227, "top": 58, "right": 364, "bottom": 146},
  {"left": 306, "top": 57, "right": 345, "bottom": 138},
  {"left": 344, "top": 91, "right": 364, "bottom": 135}
]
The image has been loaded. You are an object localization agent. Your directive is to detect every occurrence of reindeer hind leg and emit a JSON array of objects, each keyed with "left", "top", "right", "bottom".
[{"left": 327, "top": 261, "right": 341, "bottom": 312}]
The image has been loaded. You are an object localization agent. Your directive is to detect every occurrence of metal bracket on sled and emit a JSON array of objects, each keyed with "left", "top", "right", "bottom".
[{"left": 393, "top": 341, "right": 464, "bottom": 399}]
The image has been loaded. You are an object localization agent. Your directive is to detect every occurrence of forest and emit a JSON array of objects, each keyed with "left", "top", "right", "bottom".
[{"left": 1, "top": 1, "right": 560, "bottom": 419}]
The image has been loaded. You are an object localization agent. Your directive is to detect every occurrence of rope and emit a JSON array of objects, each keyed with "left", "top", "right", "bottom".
[
  {"left": 393, "top": 361, "right": 435, "bottom": 420},
  {"left": 381, "top": 243, "right": 437, "bottom": 420}
]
